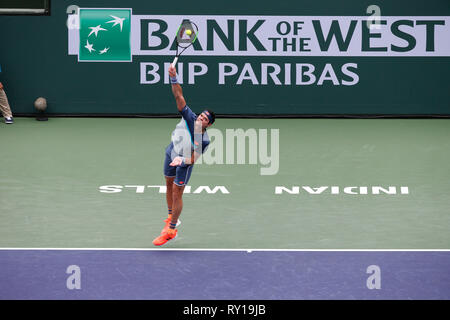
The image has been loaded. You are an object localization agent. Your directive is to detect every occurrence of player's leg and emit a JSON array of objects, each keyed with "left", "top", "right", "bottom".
[
  {"left": 170, "top": 183, "right": 185, "bottom": 228},
  {"left": 165, "top": 176, "right": 175, "bottom": 218},
  {"left": 163, "top": 150, "right": 176, "bottom": 213},
  {"left": 160, "top": 175, "right": 181, "bottom": 235},
  {"left": 152, "top": 165, "right": 193, "bottom": 246},
  {"left": 153, "top": 183, "right": 181, "bottom": 245},
  {"left": 167, "top": 165, "right": 193, "bottom": 231},
  {"left": 160, "top": 152, "right": 177, "bottom": 234}
]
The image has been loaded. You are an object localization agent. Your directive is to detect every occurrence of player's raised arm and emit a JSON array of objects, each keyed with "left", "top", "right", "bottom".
[{"left": 168, "top": 65, "right": 186, "bottom": 112}]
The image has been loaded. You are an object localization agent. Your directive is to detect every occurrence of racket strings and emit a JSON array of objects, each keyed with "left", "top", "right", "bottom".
[
  {"left": 172, "top": 20, "right": 198, "bottom": 65},
  {"left": 175, "top": 21, "right": 198, "bottom": 49}
]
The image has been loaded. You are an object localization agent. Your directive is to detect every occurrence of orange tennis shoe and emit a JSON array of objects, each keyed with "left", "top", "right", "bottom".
[
  {"left": 161, "top": 218, "right": 181, "bottom": 235},
  {"left": 153, "top": 228, "right": 178, "bottom": 246}
]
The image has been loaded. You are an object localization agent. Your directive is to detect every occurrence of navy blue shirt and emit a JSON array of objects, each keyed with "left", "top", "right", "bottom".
[{"left": 166, "top": 105, "right": 210, "bottom": 157}]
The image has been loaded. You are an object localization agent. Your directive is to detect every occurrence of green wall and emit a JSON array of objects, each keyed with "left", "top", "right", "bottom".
[{"left": 0, "top": 0, "right": 449, "bottom": 115}]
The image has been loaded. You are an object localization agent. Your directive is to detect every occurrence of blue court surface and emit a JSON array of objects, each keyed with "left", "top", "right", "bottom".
[{"left": 0, "top": 249, "right": 449, "bottom": 300}]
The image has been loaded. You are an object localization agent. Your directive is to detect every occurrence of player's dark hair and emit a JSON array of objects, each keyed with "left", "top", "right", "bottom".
[{"left": 206, "top": 109, "right": 216, "bottom": 124}]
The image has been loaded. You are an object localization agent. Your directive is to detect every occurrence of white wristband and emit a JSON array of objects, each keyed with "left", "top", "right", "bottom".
[{"left": 170, "top": 76, "right": 178, "bottom": 84}]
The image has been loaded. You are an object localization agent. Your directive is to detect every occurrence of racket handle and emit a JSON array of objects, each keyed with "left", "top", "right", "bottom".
[{"left": 171, "top": 57, "right": 178, "bottom": 68}]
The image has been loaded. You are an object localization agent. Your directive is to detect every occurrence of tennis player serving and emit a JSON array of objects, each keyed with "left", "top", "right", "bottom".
[{"left": 152, "top": 64, "right": 216, "bottom": 246}]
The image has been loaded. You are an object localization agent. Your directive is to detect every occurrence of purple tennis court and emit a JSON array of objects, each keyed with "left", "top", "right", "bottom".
[{"left": 0, "top": 249, "right": 449, "bottom": 300}]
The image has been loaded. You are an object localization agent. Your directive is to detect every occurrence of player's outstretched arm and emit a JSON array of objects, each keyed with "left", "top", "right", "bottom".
[
  {"left": 168, "top": 65, "right": 186, "bottom": 111},
  {"left": 169, "top": 151, "right": 201, "bottom": 167}
]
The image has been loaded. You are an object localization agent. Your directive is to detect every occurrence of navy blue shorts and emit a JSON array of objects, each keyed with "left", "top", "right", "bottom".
[{"left": 163, "top": 151, "right": 194, "bottom": 186}]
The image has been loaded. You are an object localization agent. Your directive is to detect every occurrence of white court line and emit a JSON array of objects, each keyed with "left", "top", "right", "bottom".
[{"left": 0, "top": 248, "right": 449, "bottom": 252}]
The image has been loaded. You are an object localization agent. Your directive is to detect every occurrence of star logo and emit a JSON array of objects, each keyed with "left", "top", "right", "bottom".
[
  {"left": 88, "top": 25, "right": 107, "bottom": 37},
  {"left": 84, "top": 40, "right": 95, "bottom": 53},
  {"left": 99, "top": 47, "right": 110, "bottom": 54},
  {"left": 78, "top": 8, "right": 132, "bottom": 62},
  {"left": 106, "top": 15, "right": 126, "bottom": 31}
]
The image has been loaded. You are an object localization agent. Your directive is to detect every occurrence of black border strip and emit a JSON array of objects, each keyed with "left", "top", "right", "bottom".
[{"left": 0, "top": 300, "right": 447, "bottom": 316}]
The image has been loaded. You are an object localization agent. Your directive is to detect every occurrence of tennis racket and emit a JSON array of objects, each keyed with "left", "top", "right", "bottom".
[{"left": 171, "top": 19, "right": 198, "bottom": 67}]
